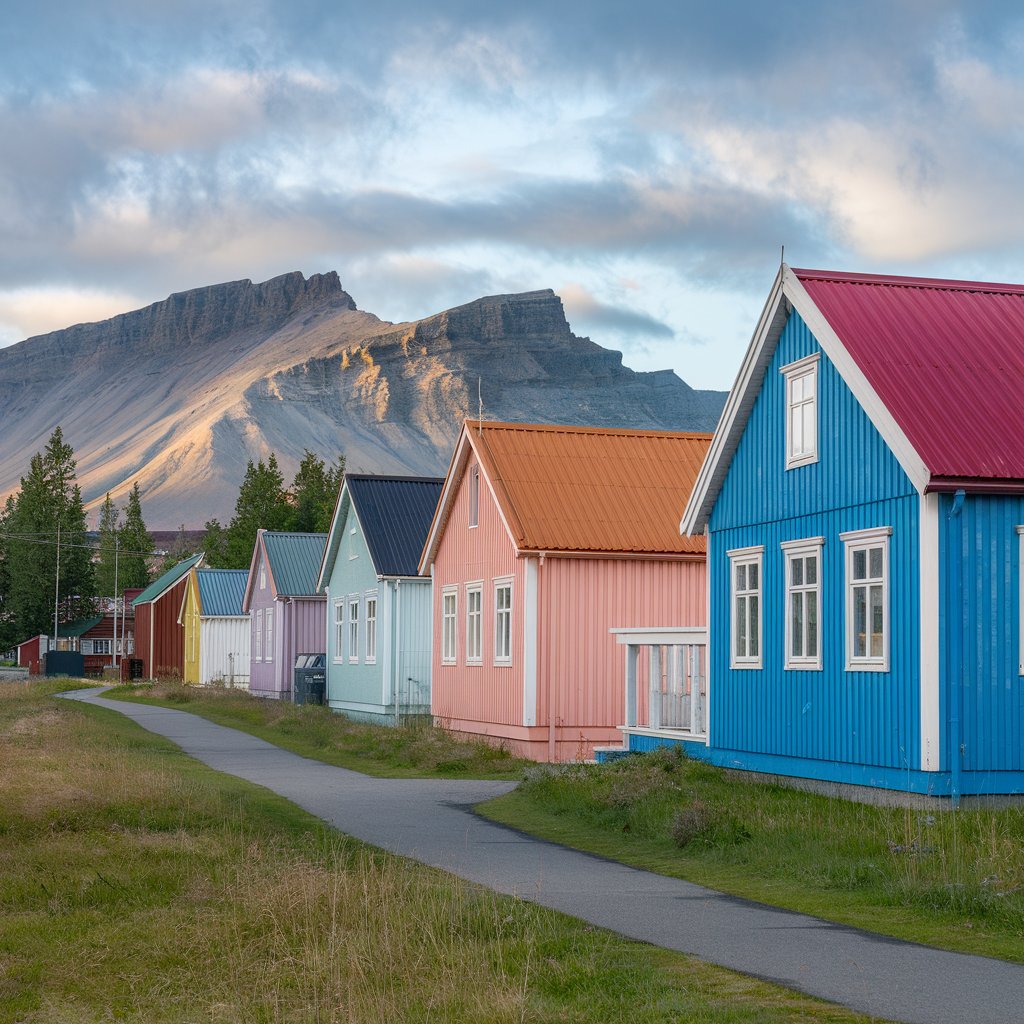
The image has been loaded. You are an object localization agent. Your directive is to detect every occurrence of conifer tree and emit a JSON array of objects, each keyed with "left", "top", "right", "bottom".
[
  {"left": 95, "top": 493, "right": 120, "bottom": 599},
  {"left": 201, "top": 519, "right": 228, "bottom": 568},
  {"left": 223, "top": 454, "right": 290, "bottom": 568},
  {"left": 289, "top": 450, "right": 346, "bottom": 533},
  {"left": 118, "top": 483, "right": 152, "bottom": 589}
]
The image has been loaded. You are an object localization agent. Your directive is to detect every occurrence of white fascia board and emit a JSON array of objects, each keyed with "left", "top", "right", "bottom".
[
  {"left": 680, "top": 268, "right": 789, "bottom": 536},
  {"left": 418, "top": 427, "right": 471, "bottom": 575},
  {"left": 781, "top": 268, "right": 930, "bottom": 494},
  {"left": 316, "top": 480, "right": 350, "bottom": 593}
]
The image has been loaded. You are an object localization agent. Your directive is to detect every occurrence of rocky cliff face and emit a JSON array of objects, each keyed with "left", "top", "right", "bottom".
[{"left": 0, "top": 274, "right": 724, "bottom": 528}]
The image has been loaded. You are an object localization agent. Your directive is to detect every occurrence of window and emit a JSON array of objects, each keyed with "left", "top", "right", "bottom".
[
  {"left": 781, "top": 353, "right": 820, "bottom": 469},
  {"left": 494, "top": 579, "right": 512, "bottom": 664},
  {"left": 442, "top": 588, "right": 458, "bottom": 664},
  {"left": 260, "top": 563, "right": 266, "bottom": 590},
  {"left": 365, "top": 595, "right": 377, "bottom": 664},
  {"left": 81, "top": 639, "right": 93, "bottom": 655},
  {"left": 782, "top": 538, "right": 823, "bottom": 670},
  {"left": 255, "top": 609, "right": 263, "bottom": 660},
  {"left": 728, "top": 546, "right": 763, "bottom": 668},
  {"left": 466, "top": 584, "right": 483, "bottom": 663},
  {"left": 842, "top": 527, "right": 891, "bottom": 670},
  {"left": 265, "top": 609, "right": 274, "bottom": 663},
  {"left": 333, "top": 600, "right": 345, "bottom": 662},
  {"left": 348, "top": 597, "right": 359, "bottom": 663},
  {"left": 468, "top": 464, "right": 479, "bottom": 528},
  {"left": 348, "top": 526, "right": 358, "bottom": 560}
]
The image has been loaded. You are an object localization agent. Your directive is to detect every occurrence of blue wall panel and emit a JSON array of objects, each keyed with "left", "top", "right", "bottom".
[
  {"left": 940, "top": 493, "right": 1024, "bottom": 772},
  {"left": 708, "top": 311, "right": 921, "bottom": 775}
]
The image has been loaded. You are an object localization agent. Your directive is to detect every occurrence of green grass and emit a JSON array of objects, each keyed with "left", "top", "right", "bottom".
[
  {"left": 107, "top": 679, "right": 531, "bottom": 779},
  {"left": 479, "top": 748, "right": 1024, "bottom": 963},
  {"left": 0, "top": 680, "right": 882, "bottom": 1023}
]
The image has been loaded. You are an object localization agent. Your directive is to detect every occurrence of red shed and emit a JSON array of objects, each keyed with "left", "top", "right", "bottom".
[{"left": 132, "top": 555, "right": 203, "bottom": 679}]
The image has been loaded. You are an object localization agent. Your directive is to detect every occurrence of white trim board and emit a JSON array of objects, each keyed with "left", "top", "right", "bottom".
[{"left": 920, "top": 493, "right": 941, "bottom": 771}]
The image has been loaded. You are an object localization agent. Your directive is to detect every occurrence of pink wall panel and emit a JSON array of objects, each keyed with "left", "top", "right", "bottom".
[{"left": 431, "top": 454, "right": 525, "bottom": 729}]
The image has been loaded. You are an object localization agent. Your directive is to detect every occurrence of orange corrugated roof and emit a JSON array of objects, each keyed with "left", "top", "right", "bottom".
[{"left": 470, "top": 421, "right": 710, "bottom": 556}]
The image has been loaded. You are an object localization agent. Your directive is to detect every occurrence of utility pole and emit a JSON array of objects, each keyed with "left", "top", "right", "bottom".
[
  {"left": 52, "top": 518, "right": 61, "bottom": 650},
  {"left": 112, "top": 533, "right": 120, "bottom": 671}
]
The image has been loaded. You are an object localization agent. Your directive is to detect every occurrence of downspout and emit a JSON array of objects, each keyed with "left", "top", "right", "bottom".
[
  {"left": 540, "top": 552, "right": 555, "bottom": 761},
  {"left": 947, "top": 489, "right": 965, "bottom": 807},
  {"left": 393, "top": 579, "right": 402, "bottom": 725}
]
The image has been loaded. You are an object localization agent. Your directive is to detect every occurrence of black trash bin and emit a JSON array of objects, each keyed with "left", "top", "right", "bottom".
[
  {"left": 129, "top": 659, "right": 144, "bottom": 680},
  {"left": 293, "top": 653, "right": 326, "bottom": 705}
]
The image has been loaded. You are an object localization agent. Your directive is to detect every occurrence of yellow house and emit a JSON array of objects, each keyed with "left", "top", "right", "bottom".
[{"left": 177, "top": 568, "right": 251, "bottom": 687}]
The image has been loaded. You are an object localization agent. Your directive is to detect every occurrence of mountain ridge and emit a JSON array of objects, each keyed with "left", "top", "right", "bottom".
[{"left": 0, "top": 273, "right": 725, "bottom": 528}]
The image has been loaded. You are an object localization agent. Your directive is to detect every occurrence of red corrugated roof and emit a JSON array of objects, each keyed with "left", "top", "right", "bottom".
[
  {"left": 794, "top": 268, "right": 1024, "bottom": 482},
  {"left": 471, "top": 422, "right": 710, "bottom": 555}
]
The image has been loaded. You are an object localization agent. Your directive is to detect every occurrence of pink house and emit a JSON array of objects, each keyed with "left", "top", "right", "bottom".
[
  {"left": 419, "top": 421, "right": 711, "bottom": 761},
  {"left": 242, "top": 530, "right": 327, "bottom": 700}
]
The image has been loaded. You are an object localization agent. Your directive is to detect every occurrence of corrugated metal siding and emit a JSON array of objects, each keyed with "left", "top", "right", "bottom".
[
  {"left": 183, "top": 574, "right": 200, "bottom": 684},
  {"left": 248, "top": 549, "right": 282, "bottom": 696},
  {"left": 941, "top": 493, "right": 1024, "bottom": 772},
  {"left": 711, "top": 497, "right": 920, "bottom": 770},
  {"left": 431, "top": 451, "right": 524, "bottom": 729},
  {"left": 285, "top": 598, "right": 326, "bottom": 689},
  {"left": 472, "top": 421, "right": 709, "bottom": 555},
  {"left": 348, "top": 475, "right": 444, "bottom": 577},
  {"left": 199, "top": 618, "right": 250, "bottom": 686},
  {"left": 713, "top": 312, "right": 915, "bottom": 533},
  {"left": 708, "top": 310, "right": 921, "bottom": 773},
  {"left": 797, "top": 269, "right": 1024, "bottom": 481},
  {"left": 151, "top": 577, "right": 188, "bottom": 678},
  {"left": 541, "top": 556, "right": 706, "bottom": 740},
  {"left": 396, "top": 579, "right": 433, "bottom": 710},
  {"left": 263, "top": 532, "right": 327, "bottom": 597}
]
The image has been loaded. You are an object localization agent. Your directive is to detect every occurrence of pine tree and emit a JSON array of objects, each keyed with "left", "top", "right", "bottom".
[
  {"left": 95, "top": 493, "right": 120, "bottom": 599},
  {"left": 289, "top": 450, "right": 345, "bottom": 533},
  {"left": 224, "top": 455, "right": 290, "bottom": 568},
  {"left": 201, "top": 519, "right": 228, "bottom": 568},
  {"left": 118, "top": 483, "right": 152, "bottom": 589}
]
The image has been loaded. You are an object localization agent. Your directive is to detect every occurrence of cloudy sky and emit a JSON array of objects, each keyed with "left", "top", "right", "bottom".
[{"left": 2, "top": 1, "right": 1024, "bottom": 389}]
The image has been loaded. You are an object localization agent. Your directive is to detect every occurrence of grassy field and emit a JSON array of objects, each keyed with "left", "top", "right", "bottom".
[
  {"left": 108, "top": 680, "right": 531, "bottom": 779},
  {"left": 1, "top": 680, "right": 882, "bottom": 1023},
  {"left": 480, "top": 747, "right": 1024, "bottom": 963}
]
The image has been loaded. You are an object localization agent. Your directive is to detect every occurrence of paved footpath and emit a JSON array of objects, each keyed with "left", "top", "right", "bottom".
[{"left": 62, "top": 688, "right": 1024, "bottom": 1024}]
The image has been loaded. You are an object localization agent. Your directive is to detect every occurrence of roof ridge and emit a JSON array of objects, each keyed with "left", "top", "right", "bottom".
[
  {"left": 347, "top": 473, "right": 446, "bottom": 483},
  {"left": 793, "top": 267, "right": 1024, "bottom": 297},
  {"left": 467, "top": 419, "right": 715, "bottom": 440}
]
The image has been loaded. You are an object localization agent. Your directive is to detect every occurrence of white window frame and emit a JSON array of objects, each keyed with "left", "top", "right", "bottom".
[
  {"left": 333, "top": 599, "right": 345, "bottom": 663},
  {"left": 255, "top": 609, "right": 263, "bottom": 661},
  {"left": 260, "top": 564, "right": 266, "bottom": 590},
  {"left": 265, "top": 607, "right": 274, "bottom": 664},
  {"left": 781, "top": 353, "right": 820, "bottom": 470},
  {"left": 1018, "top": 526, "right": 1024, "bottom": 676},
  {"left": 95, "top": 638, "right": 112, "bottom": 656},
  {"left": 365, "top": 593, "right": 377, "bottom": 665},
  {"left": 781, "top": 537, "right": 824, "bottom": 671},
  {"left": 841, "top": 526, "right": 892, "bottom": 672},
  {"left": 81, "top": 639, "right": 94, "bottom": 655},
  {"left": 466, "top": 582, "right": 483, "bottom": 664},
  {"left": 468, "top": 464, "right": 479, "bottom": 528},
  {"left": 728, "top": 545, "right": 763, "bottom": 669},
  {"left": 441, "top": 587, "right": 458, "bottom": 665},
  {"left": 348, "top": 596, "right": 359, "bottom": 664},
  {"left": 348, "top": 525, "right": 358, "bottom": 560},
  {"left": 494, "top": 578, "right": 513, "bottom": 665}
]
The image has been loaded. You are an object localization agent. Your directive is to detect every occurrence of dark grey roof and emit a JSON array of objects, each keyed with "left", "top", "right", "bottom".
[{"left": 348, "top": 475, "right": 444, "bottom": 577}]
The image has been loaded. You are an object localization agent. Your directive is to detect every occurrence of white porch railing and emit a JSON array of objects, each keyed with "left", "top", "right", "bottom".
[{"left": 610, "top": 627, "right": 708, "bottom": 740}]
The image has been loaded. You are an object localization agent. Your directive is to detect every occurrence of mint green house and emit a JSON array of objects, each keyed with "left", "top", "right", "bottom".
[{"left": 317, "top": 474, "right": 443, "bottom": 723}]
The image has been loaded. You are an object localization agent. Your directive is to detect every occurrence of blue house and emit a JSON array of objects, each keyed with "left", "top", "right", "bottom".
[
  {"left": 316, "top": 474, "right": 443, "bottom": 723},
  {"left": 620, "top": 265, "right": 1024, "bottom": 800}
]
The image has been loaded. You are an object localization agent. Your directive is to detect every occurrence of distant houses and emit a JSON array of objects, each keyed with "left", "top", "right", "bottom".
[
  {"left": 419, "top": 421, "right": 711, "bottom": 760},
  {"left": 179, "top": 567, "right": 250, "bottom": 687},
  {"left": 243, "top": 530, "right": 327, "bottom": 700},
  {"left": 132, "top": 554, "right": 204, "bottom": 679}
]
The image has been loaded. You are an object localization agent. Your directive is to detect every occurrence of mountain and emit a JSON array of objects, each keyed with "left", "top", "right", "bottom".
[{"left": 0, "top": 272, "right": 725, "bottom": 528}]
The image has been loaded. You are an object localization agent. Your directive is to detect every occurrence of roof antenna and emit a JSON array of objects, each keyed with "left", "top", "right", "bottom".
[{"left": 780, "top": 243, "right": 785, "bottom": 273}]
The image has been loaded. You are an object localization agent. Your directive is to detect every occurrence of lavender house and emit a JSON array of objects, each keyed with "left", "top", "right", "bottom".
[{"left": 242, "top": 530, "right": 327, "bottom": 699}]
